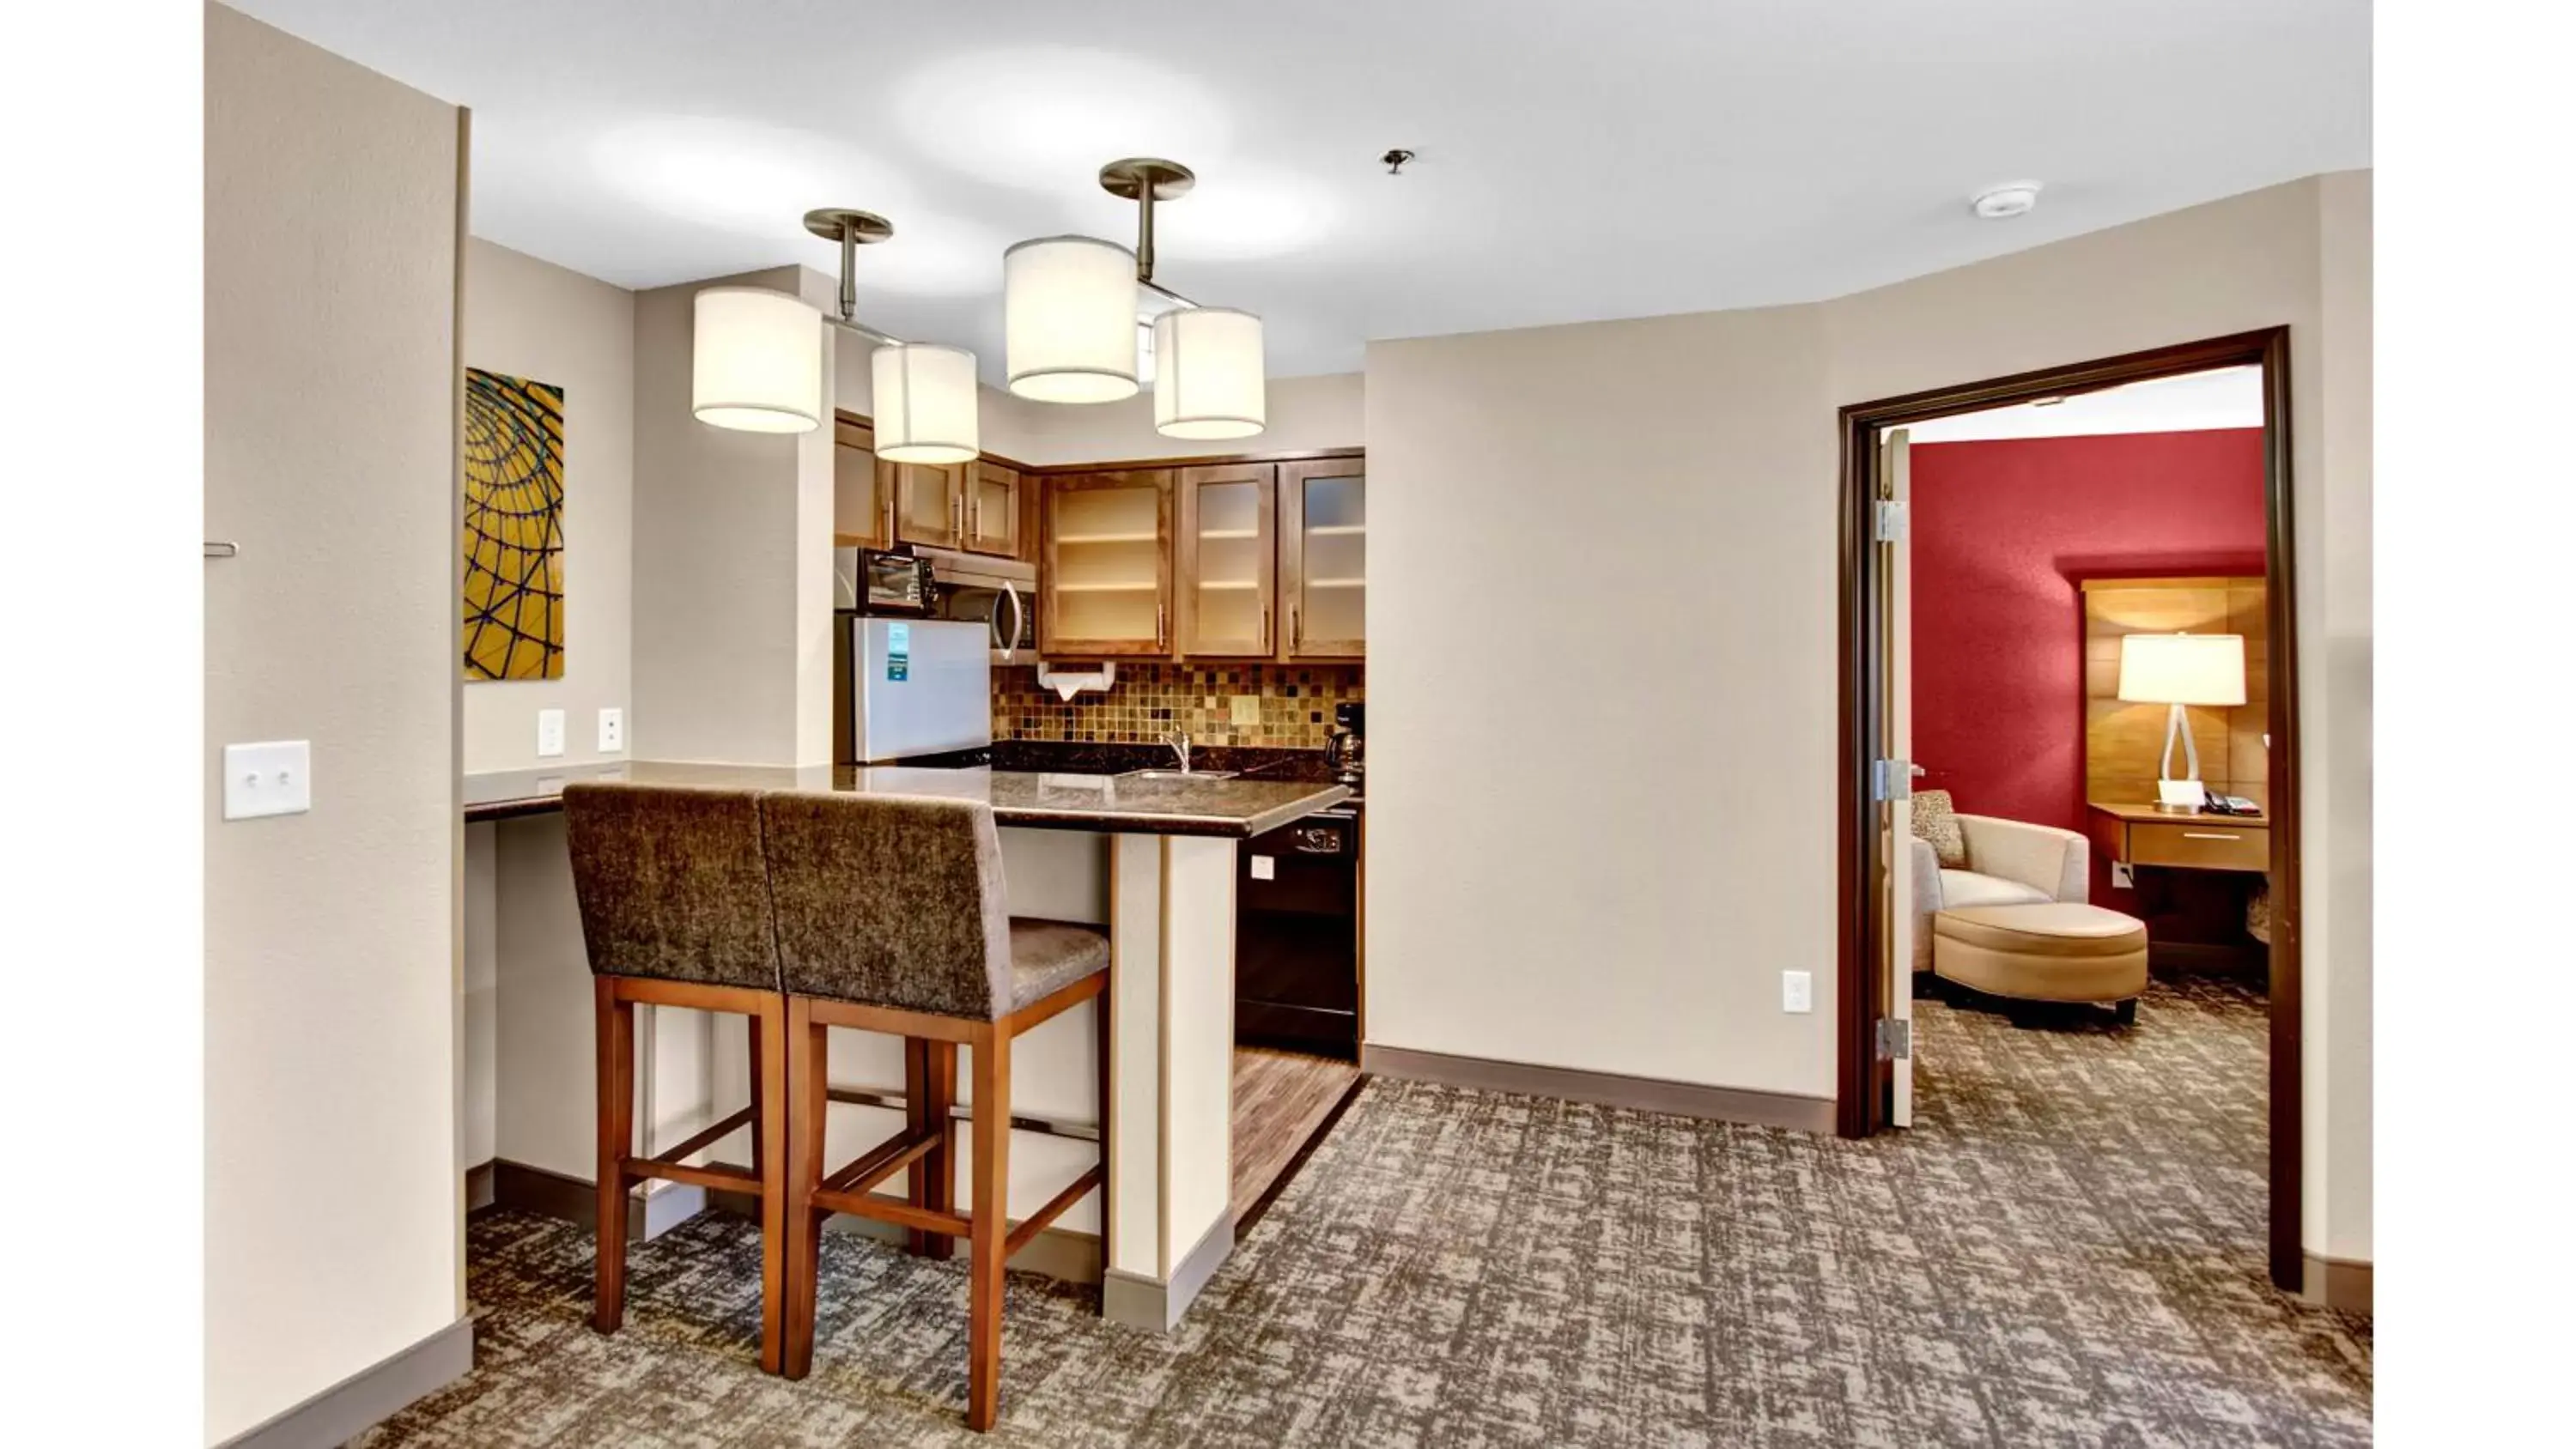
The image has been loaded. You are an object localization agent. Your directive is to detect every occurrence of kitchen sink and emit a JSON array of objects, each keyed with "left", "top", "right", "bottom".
[{"left": 1118, "top": 767, "right": 1238, "bottom": 780}]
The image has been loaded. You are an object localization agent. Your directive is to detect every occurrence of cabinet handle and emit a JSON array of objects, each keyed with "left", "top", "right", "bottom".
[
  {"left": 1156, "top": 602, "right": 1167, "bottom": 649},
  {"left": 1292, "top": 606, "right": 1303, "bottom": 651},
  {"left": 1261, "top": 606, "right": 1271, "bottom": 650},
  {"left": 2182, "top": 831, "right": 2243, "bottom": 841}
]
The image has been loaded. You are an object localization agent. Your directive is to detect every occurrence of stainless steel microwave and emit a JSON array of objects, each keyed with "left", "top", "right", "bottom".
[{"left": 914, "top": 547, "right": 1037, "bottom": 664}]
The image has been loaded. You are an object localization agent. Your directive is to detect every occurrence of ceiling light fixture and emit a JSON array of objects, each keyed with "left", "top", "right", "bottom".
[
  {"left": 687, "top": 206, "right": 982, "bottom": 463},
  {"left": 1971, "top": 180, "right": 2043, "bottom": 219},
  {"left": 1005, "top": 157, "right": 1267, "bottom": 439}
]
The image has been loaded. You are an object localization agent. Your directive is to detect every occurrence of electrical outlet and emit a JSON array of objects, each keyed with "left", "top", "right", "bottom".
[
  {"left": 598, "top": 706, "right": 625, "bottom": 753},
  {"left": 1782, "top": 970, "right": 1814, "bottom": 1014},
  {"left": 1230, "top": 694, "right": 1261, "bottom": 727},
  {"left": 222, "top": 740, "right": 313, "bottom": 821},
  {"left": 2111, "top": 861, "right": 2135, "bottom": 889},
  {"left": 536, "top": 708, "right": 566, "bottom": 758}
]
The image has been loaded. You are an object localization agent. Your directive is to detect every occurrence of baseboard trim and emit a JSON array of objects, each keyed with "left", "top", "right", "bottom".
[
  {"left": 1362, "top": 1043, "right": 1837, "bottom": 1134},
  {"left": 2302, "top": 1251, "right": 2372, "bottom": 1315},
  {"left": 216, "top": 1313, "right": 472, "bottom": 1449},
  {"left": 1103, "top": 1211, "right": 1234, "bottom": 1332},
  {"left": 484, "top": 1158, "right": 704, "bottom": 1240},
  {"left": 702, "top": 1173, "right": 1104, "bottom": 1285}
]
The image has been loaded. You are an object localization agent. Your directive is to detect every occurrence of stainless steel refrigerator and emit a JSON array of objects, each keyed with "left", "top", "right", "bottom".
[{"left": 841, "top": 616, "right": 993, "bottom": 764}]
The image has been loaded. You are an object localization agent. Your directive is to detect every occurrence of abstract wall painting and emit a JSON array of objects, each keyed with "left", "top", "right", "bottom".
[{"left": 462, "top": 367, "right": 566, "bottom": 681}]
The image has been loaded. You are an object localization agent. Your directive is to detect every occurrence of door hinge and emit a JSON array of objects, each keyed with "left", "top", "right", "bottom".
[
  {"left": 1876, "top": 1017, "right": 1911, "bottom": 1061},
  {"left": 1874, "top": 499, "right": 1908, "bottom": 543},
  {"left": 1872, "top": 758, "right": 1915, "bottom": 802}
]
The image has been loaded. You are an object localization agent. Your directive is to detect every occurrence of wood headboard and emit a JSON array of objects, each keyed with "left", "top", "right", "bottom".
[{"left": 2081, "top": 575, "right": 2268, "bottom": 810}]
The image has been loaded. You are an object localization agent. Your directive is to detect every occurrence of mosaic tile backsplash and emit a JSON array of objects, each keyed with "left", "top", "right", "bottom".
[{"left": 993, "top": 663, "right": 1364, "bottom": 749}]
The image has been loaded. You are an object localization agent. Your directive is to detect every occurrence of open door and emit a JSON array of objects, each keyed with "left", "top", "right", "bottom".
[{"left": 1879, "top": 427, "right": 1916, "bottom": 1126}]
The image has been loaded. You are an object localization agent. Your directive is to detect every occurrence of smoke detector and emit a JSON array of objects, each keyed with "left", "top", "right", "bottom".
[{"left": 1971, "top": 181, "right": 2043, "bottom": 219}]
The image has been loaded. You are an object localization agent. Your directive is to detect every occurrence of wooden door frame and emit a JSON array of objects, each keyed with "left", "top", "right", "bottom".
[{"left": 1833, "top": 326, "right": 2303, "bottom": 1293}]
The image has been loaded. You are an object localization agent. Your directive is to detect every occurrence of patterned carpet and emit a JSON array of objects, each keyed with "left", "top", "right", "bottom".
[{"left": 361, "top": 975, "right": 2370, "bottom": 1446}]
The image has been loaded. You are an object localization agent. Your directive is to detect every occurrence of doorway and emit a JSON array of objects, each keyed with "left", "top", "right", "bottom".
[{"left": 1834, "top": 328, "right": 2303, "bottom": 1293}]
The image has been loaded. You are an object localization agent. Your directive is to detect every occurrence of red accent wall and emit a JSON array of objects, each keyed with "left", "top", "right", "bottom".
[{"left": 1910, "top": 429, "right": 2266, "bottom": 893}]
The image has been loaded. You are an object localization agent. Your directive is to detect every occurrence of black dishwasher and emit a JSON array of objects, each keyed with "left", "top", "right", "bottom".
[{"left": 1236, "top": 806, "right": 1359, "bottom": 1058}]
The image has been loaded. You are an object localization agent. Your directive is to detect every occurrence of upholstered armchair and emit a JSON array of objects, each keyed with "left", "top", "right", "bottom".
[{"left": 1909, "top": 808, "right": 2090, "bottom": 972}]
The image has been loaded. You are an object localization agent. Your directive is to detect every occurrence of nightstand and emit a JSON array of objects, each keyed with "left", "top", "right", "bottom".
[{"left": 2087, "top": 799, "right": 2270, "bottom": 874}]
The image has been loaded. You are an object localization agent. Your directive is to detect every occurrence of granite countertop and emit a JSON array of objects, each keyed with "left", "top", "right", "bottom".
[{"left": 463, "top": 759, "right": 1349, "bottom": 839}]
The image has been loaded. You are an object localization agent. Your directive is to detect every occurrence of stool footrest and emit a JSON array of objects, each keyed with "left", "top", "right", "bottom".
[
  {"left": 1005, "top": 1164, "right": 1104, "bottom": 1258},
  {"left": 812, "top": 1188, "right": 973, "bottom": 1239},
  {"left": 823, "top": 1125, "right": 944, "bottom": 1199},
  {"left": 628, "top": 1158, "right": 762, "bottom": 1195},
  {"left": 647, "top": 1106, "right": 757, "bottom": 1170}
]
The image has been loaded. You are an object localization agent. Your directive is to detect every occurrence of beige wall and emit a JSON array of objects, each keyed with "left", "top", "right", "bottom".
[
  {"left": 630, "top": 265, "right": 840, "bottom": 765},
  {"left": 461, "top": 239, "right": 635, "bottom": 773},
  {"left": 1002, "top": 371, "right": 1364, "bottom": 466},
  {"left": 204, "top": 4, "right": 465, "bottom": 1440},
  {"left": 1364, "top": 173, "right": 2372, "bottom": 1263}
]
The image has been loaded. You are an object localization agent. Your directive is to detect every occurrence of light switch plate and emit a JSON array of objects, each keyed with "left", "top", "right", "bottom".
[
  {"left": 1250, "top": 855, "right": 1276, "bottom": 881},
  {"left": 223, "top": 740, "right": 312, "bottom": 821},
  {"left": 536, "top": 708, "right": 566, "bottom": 758},
  {"left": 1230, "top": 695, "right": 1261, "bottom": 727},
  {"left": 598, "top": 707, "right": 625, "bottom": 753},
  {"left": 1781, "top": 970, "right": 1814, "bottom": 1014}
]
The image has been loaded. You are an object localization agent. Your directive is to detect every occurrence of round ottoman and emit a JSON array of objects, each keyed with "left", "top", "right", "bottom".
[{"left": 1931, "top": 902, "right": 2148, "bottom": 1022}]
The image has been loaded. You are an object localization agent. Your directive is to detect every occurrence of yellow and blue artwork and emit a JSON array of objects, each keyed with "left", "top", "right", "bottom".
[{"left": 462, "top": 367, "right": 566, "bottom": 681}]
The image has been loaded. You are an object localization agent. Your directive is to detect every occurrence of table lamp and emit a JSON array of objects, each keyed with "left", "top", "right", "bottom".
[{"left": 2116, "top": 631, "right": 2246, "bottom": 811}]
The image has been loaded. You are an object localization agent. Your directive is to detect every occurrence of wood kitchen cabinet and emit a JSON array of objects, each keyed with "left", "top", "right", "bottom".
[
  {"left": 1042, "top": 470, "right": 1174, "bottom": 657},
  {"left": 891, "top": 460, "right": 968, "bottom": 551},
  {"left": 1277, "top": 458, "right": 1366, "bottom": 660},
  {"left": 962, "top": 460, "right": 1024, "bottom": 558},
  {"left": 1176, "top": 463, "right": 1278, "bottom": 658},
  {"left": 831, "top": 416, "right": 893, "bottom": 549}
]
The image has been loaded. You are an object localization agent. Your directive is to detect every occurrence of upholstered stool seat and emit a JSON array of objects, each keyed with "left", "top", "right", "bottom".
[
  {"left": 759, "top": 791, "right": 1111, "bottom": 1432},
  {"left": 1932, "top": 901, "right": 2150, "bottom": 1022}
]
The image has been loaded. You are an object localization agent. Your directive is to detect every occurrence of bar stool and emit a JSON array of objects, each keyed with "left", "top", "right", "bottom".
[
  {"left": 758, "top": 791, "right": 1110, "bottom": 1431},
  {"left": 562, "top": 783, "right": 790, "bottom": 1373}
]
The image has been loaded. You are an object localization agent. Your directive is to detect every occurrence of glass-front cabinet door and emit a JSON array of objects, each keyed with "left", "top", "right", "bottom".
[
  {"left": 893, "top": 461, "right": 965, "bottom": 550},
  {"left": 1177, "top": 463, "right": 1276, "bottom": 658},
  {"left": 963, "top": 460, "right": 1023, "bottom": 558},
  {"left": 832, "top": 417, "right": 891, "bottom": 549},
  {"left": 1278, "top": 458, "right": 1365, "bottom": 659},
  {"left": 1042, "top": 470, "right": 1173, "bottom": 656}
]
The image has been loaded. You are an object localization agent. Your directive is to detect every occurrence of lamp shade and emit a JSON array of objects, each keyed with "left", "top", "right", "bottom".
[
  {"left": 692, "top": 287, "right": 823, "bottom": 433},
  {"left": 872, "top": 343, "right": 980, "bottom": 464},
  {"left": 1153, "top": 306, "right": 1266, "bottom": 440},
  {"left": 2117, "top": 632, "right": 2246, "bottom": 706},
  {"left": 1004, "top": 236, "right": 1139, "bottom": 403}
]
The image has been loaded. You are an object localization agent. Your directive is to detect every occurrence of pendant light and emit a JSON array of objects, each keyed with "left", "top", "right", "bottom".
[
  {"left": 1153, "top": 306, "right": 1265, "bottom": 440},
  {"left": 688, "top": 207, "right": 983, "bottom": 457},
  {"left": 1003, "top": 158, "right": 1268, "bottom": 438},
  {"left": 692, "top": 287, "right": 824, "bottom": 433},
  {"left": 872, "top": 342, "right": 980, "bottom": 464},
  {"left": 1004, "top": 236, "right": 1139, "bottom": 403}
]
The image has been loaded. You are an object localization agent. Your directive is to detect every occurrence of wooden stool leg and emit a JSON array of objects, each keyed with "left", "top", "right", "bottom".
[
  {"left": 782, "top": 997, "right": 828, "bottom": 1380},
  {"left": 756, "top": 999, "right": 789, "bottom": 1375},
  {"left": 592, "top": 977, "right": 635, "bottom": 1334},
  {"left": 1094, "top": 985, "right": 1111, "bottom": 1274},
  {"left": 966, "top": 1031, "right": 1012, "bottom": 1432},
  {"left": 918, "top": 1040, "right": 958, "bottom": 1263}
]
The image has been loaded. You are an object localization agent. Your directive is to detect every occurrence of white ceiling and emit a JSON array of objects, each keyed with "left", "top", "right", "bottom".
[
  {"left": 1899, "top": 365, "right": 2266, "bottom": 443},
  {"left": 228, "top": 0, "right": 2370, "bottom": 383}
]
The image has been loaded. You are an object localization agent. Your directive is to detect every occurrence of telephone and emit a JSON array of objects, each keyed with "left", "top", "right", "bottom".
[{"left": 2203, "top": 791, "right": 2261, "bottom": 816}]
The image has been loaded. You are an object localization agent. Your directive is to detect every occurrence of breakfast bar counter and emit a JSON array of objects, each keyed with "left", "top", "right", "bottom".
[
  {"left": 464, "top": 759, "right": 1348, "bottom": 838},
  {"left": 464, "top": 759, "right": 1348, "bottom": 1333}
]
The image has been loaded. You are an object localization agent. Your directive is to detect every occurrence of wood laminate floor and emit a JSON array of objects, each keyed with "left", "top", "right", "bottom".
[{"left": 1230, "top": 1046, "right": 1361, "bottom": 1223}]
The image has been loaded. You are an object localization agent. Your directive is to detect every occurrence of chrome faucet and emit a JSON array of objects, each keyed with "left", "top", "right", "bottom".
[{"left": 1165, "top": 729, "right": 1192, "bottom": 774}]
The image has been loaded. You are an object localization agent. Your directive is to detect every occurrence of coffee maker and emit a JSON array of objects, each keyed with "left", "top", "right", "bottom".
[{"left": 1325, "top": 701, "right": 1365, "bottom": 785}]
